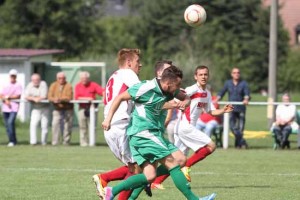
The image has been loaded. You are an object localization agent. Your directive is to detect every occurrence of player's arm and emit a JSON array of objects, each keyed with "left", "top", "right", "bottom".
[
  {"left": 102, "top": 91, "right": 132, "bottom": 131},
  {"left": 175, "top": 90, "right": 191, "bottom": 110},
  {"left": 210, "top": 104, "right": 234, "bottom": 116}
]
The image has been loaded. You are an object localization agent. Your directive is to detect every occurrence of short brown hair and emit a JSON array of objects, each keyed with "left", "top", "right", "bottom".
[
  {"left": 194, "top": 65, "right": 209, "bottom": 75},
  {"left": 161, "top": 65, "right": 183, "bottom": 81},
  {"left": 154, "top": 60, "right": 173, "bottom": 76},
  {"left": 117, "top": 48, "right": 141, "bottom": 66}
]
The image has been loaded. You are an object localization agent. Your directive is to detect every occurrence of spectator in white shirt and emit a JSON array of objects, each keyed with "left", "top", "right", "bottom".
[
  {"left": 25, "top": 74, "right": 49, "bottom": 145},
  {"left": 273, "top": 93, "right": 296, "bottom": 149}
]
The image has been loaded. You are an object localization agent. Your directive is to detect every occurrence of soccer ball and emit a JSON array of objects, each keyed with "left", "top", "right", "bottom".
[{"left": 184, "top": 4, "right": 207, "bottom": 27}]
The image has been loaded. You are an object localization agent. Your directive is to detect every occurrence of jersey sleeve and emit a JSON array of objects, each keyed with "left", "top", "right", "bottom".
[
  {"left": 184, "top": 85, "right": 197, "bottom": 97},
  {"left": 122, "top": 69, "right": 140, "bottom": 87},
  {"left": 127, "top": 81, "right": 153, "bottom": 103}
]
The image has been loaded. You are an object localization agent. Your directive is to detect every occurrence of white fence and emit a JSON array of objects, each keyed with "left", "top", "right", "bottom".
[
  {"left": 219, "top": 101, "right": 300, "bottom": 149},
  {"left": 4, "top": 100, "right": 297, "bottom": 148}
]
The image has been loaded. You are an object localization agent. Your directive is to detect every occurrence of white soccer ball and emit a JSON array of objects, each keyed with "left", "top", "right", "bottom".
[{"left": 184, "top": 4, "right": 207, "bottom": 27}]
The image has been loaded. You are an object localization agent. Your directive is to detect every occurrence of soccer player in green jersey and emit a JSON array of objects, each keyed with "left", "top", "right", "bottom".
[{"left": 102, "top": 65, "right": 216, "bottom": 200}]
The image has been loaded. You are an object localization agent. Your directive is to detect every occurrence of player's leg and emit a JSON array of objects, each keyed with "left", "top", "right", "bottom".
[
  {"left": 105, "top": 162, "right": 156, "bottom": 199},
  {"left": 93, "top": 121, "right": 133, "bottom": 198},
  {"left": 159, "top": 154, "right": 199, "bottom": 200},
  {"left": 177, "top": 123, "right": 216, "bottom": 168},
  {"left": 152, "top": 139, "right": 187, "bottom": 187}
]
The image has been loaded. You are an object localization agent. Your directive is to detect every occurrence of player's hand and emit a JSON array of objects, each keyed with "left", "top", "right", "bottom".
[
  {"left": 102, "top": 119, "right": 111, "bottom": 131},
  {"left": 223, "top": 104, "right": 234, "bottom": 113}
]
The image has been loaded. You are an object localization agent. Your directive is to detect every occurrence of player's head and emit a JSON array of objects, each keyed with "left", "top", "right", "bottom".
[
  {"left": 231, "top": 67, "right": 240, "bottom": 81},
  {"left": 194, "top": 65, "right": 209, "bottom": 89},
  {"left": 154, "top": 60, "right": 173, "bottom": 79},
  {"left": 160, "top": 65, "right": 183, "bottom": 94},
  {"left": 117, "top": 48, "right": 142, "bottom": 75}
]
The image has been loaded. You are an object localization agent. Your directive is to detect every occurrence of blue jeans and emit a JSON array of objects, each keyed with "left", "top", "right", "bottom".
[
  {"left": 3, "top": 112, "right": 18, "bottom": 144},
  {"left": 230, "top": 111, "right": 247, "bottom": 148}
]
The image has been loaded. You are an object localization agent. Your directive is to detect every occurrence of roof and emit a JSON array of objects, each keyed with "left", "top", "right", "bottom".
[{"left": 0, "top": 49, "right": 64, "bottom": 57}]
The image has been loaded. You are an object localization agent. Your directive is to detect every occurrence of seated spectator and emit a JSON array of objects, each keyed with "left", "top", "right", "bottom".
[
  {"left": 273, "top": 93, "right": 296, "bottom": 149},
  {"left": 25, "top": 74, "right": 49, "bottom": 145},
  {"left": 48, "top": 72, "right": 73, "bottom": 146},
  {"left": 0, "top": 69, "right": 22, "bottom": 147},
  {"left": 74, "top": 71, "right": 104, "bottom": 147}
]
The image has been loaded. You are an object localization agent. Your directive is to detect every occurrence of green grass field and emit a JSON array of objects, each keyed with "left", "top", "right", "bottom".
[{"left": 1, "top": 96, "right": 300, "bottom": 200}]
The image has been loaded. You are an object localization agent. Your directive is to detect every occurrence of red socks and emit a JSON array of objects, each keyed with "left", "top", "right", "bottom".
[
  {"left": 186, "top": 146, "right": 211, "bottom": 167},
  {"left": 118, "top": 168, "right": 135, "bottom": 200},
  {"left": 100, "top": 165, "right": 129, "bottom": 184},
  {"left": 152, "top": 174, "right": 169, "bottom": 184}
]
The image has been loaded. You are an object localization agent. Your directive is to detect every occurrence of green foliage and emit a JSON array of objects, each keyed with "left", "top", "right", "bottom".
[
  {"left": 278, "top": 48, "right": 300, "bottom": 92},
  {"left": 0, "top": 0, "right": 291, "bottom": 92},
  {"left": 0, "top": 0, "right": 105, "bottom": 57}
]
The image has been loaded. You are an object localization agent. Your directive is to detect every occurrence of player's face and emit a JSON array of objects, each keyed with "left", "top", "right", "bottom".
[
  {"left": 129, "top": 54, "right": 142, "bottom": 75},
  {"left": 165, "top": 77, "right": 182, "bottom": 94},
  {"left": 194, "top": 68, "right": 209, "bottom": 87}
]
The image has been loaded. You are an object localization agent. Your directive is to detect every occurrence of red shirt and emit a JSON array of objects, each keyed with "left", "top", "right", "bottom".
[
  {"left": 75, "top": 81, "right": 104, "bottom": 109},
  {"left": 199, "top": 96, "right": 222, "bottom": 124}
]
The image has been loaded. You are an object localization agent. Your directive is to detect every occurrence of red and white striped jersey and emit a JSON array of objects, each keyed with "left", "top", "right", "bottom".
[
  {"left": 103, "top": 68, "right": 140, "bottom": 124},
  {"left": 181, "top": 83, "right": 216, "bottom": 126}
]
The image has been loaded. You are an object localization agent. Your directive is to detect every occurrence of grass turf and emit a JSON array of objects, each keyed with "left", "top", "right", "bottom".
[
  {"left": 1, "top": 97, "right": 300, "bottom": 200},
  {"left": 0, "top": 134, "right": 299, "bottom": 200}
]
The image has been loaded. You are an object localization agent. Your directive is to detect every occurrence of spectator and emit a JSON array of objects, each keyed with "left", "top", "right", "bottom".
[
  {"left": 216, "top": 67, "right": 250, "bottom": 149},
  {"left": 0, "top": 69, "right": 22, "bottom": 147},
  {"left": 48, "top": 72, "right": 73, "bottom": 146},
  {"left": 74, "top": 71, "right": 104, "bottom": 147},
  {"left": 25, "top": 74, "right": 49, "bottom": 145},
  {"left": 273, "top": 93, "right": 296, "bottom": 149}
]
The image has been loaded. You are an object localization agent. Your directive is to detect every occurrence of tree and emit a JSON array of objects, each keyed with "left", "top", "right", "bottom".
[
  {"left": 0, "top": 0, "right": 105, "bottom": 57},
  {"left": 128, "top": 0, "right": 289, "bottom": 91}
]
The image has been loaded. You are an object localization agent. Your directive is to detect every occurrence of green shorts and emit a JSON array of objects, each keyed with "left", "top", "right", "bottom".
[{"left": 129, "top": 130, "right": 178, "bottom": 166}]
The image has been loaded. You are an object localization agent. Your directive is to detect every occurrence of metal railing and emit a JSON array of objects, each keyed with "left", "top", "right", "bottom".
[
  {"left": 3, "top": 100, "right": 296, "bottom": 148},
  {"left": 2, "top": 99, "right": 103, "bottom": 146}
]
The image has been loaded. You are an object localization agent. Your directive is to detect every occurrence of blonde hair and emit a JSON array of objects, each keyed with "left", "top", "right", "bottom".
[{"left": 117, "top": 48, "right": 141, "bottom": 66}]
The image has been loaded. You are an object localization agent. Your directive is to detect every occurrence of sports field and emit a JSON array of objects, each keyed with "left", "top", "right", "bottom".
[
  {"left": 1, "top": 101, "right": 300, "bottom": 200},
  {"left": 0, "top": 130, "right": 299, "bottom": 200}
]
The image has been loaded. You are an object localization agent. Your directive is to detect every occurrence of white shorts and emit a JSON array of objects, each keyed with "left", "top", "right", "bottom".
[
  {"left": 104, "top": 120, "right": 135, "bottom": 165},
  {"left": 174, "top": 120, "right": 211, "bottom": 152}
]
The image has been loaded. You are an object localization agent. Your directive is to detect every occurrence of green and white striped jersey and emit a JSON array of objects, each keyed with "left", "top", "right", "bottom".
[{"left": 127, "top": 78, "right": 179, "bottom": 136}]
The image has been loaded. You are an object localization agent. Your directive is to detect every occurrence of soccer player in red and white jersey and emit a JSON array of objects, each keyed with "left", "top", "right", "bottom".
[
  {"left": 174, "top": 65, "right": 233, "bottom": 181},
  {"left": 92, "top": 48, "right": 142, "bottom": 200}
]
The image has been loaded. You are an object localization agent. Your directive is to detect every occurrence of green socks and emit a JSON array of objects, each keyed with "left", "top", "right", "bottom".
[
  {"left": 169, "top": 165, "right": 198, "bottom": 200},
  {"left": 112, "top": 173, "right": 148, "bottom": 196}
]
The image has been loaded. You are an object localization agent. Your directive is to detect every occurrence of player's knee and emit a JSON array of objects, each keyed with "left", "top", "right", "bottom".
[
  {"left": 207, "top": 141, "right": 216, "bottom": 152},
  {"left": 176, "top": 154, "right": 187, "bottom": 167},
  {"left": 144, "top": 172, "right": 157, "bottom": 183}
]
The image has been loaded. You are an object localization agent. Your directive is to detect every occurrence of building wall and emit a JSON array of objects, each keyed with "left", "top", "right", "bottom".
[{"left": 263, "top": 0, "right": 300, "bottom": 45}]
